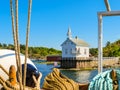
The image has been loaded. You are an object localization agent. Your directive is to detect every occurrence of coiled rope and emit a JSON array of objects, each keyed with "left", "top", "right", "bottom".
[{"left": 88, "top": 69, "right": 119, "bottom": 90}]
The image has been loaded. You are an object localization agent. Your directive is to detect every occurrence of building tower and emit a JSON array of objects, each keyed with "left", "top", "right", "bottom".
[{"left": 67, "top": 27, "right": 72, "bottom": 39}]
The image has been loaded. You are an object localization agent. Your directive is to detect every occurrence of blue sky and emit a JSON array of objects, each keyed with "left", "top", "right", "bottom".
[{"left": 0, "top": 0, "right": 120, "bottom": 50}]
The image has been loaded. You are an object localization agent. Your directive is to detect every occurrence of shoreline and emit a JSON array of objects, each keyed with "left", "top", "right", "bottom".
[{"left": 32, "top": 60, "right": 120, "bottom": 71}]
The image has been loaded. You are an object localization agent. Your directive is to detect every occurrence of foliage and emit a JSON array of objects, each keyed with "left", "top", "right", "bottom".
[
  {"left": 0, "top": 43, "right": 61, "bottom": 59},
  {"left": 90, "top": 40, "right": 120, "bottom": 57},
  {"left": 89, "top": 48, "right": 98, "bottom": 57}
]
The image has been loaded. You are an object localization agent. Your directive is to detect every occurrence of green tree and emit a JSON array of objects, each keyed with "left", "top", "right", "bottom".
[
  {"left": 106, "top": 41, "right": 111, "bottom": 47},
  {"left": 90, "top": 48, "right": 98, "bottom": 57},
  {"left": 7, "top": 44, "right": 14, "bottom": 50},
  {"left": 2, "top": 43, "right": 7, "bottom": 48},
  {"left": 0, "top": 43, "right": 61, "bottom": 59}
]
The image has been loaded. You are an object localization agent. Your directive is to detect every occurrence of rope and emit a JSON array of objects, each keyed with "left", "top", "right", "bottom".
[
  {"left": 89, "top": 70, "right": 113, "bottom": 90},
  {"left": 0, "top": 79, "right": 12, "bottom": 90},
  {"left": 0, "top": 76, "right": 13, "bottom": 90},
  {"left": 42, "top": 68, "right": 79, "bottom": 90},
  {"left": 15, "top": 0, "right": 23, "bottom": 89},
  {"left": 0, "top": 64, "right": 9, "bottom": 76},
  {"left": 5, "top": 81, "right": 18, "bottom": 90},
  {"left": 88, "top": 70, "right": 120, "bottom": 90},
  {"left": 10, "top": 1, "right": 33, "bottom": 89},
  {"left": 0, "top": 62, "right": 42, "bottom": 90},
  {"left": 32, "top": 72, "right": 42, "bottom": 90},
  {"left": 0, "top": 76, "right": 5, "bottom": 83},
  {"left": 10, "top": 0, "right": 22, "bottom": 89},
  {"left": 23, "top": 0, "right": 32, "bottom": 89},
  {"left": 10, "top": 0, "right": 19, "bottom": 80}
]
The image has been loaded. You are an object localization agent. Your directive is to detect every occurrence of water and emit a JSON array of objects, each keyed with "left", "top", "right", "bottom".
[
  {"left": 33, "top": 61, "right": 115, "bottom": 87},
  {"left": 33, "top": 61, "right": 97, "bottom": 87}
]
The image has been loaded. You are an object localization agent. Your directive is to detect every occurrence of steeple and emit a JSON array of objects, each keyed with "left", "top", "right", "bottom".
[{"left": 67, "top": 26, "right": 72, "bottom": 39}]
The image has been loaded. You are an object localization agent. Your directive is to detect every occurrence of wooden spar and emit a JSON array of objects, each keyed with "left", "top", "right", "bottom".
[
  {"left": 23, "top": 0, "right": 32, "bottom": 89},
  {"left": 98, "top": 11, "right": 120, "bottom": 16},
  {"left": 104, "top": 0, "right": 111, "bottom": 11},
  {"left": 98, "top": 14, "right": 103, "bottom": 73},
  {"left": 98, "top": 11, "right": 120, "bottom": 73}
]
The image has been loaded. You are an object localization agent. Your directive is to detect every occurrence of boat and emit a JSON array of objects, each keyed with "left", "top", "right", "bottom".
[
  {"left": 0, "top": 49, "right": 41, "bottom": 89},
  {"left": 0, "top": 0, "right": 43, "bottom": 89}
]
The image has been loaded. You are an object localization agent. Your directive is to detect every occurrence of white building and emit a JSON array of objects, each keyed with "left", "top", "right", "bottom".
[{"left": 61, "top": 27, "right": 90, "bottom": 58}]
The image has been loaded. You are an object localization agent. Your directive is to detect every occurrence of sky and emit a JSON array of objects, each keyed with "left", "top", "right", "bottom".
[{"left": 0, "top": 0, "right": 120, "bottom": 50}]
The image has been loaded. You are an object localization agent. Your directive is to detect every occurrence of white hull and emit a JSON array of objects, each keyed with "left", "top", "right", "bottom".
[{"left": 0, "top": 49, "right": 37, "bottom": 88}]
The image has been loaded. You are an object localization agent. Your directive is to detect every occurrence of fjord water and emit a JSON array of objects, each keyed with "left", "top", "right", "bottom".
[{"left": 33, "top": 61, "right": 111, "bottom": 87}]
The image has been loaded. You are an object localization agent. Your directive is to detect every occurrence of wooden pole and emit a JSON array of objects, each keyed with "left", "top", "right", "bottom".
[
  {"left": 97, "top": 11, "right": 120, "bottom": 73},
  {"left": 98, "top": 11, "right": 120, "bottom": 16},
  {"left": 98, "top": 14, "right": 103, "bottom": 73},
  {"left": 23, "top": 0, "right": 32, "bottom": 89},
  {"left": 104, "top": 0, "right": 111, "bottom": 11}
]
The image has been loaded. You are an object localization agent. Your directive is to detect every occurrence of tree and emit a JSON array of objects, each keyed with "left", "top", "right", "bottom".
[
  {"left": 90, "top": 48, "right": 98, "bottom": 57},
  {"left": 0, "top": 43, "right": 2, "bottom": 48},
  {"left": 7, "top": 44, "right": 14, "bottom": 50},
  {"left": 106, "top": 41, "right": 111, "bottom": 47},
  {"left": 2, "top": 43, "right": 7, "bottom": 48}
]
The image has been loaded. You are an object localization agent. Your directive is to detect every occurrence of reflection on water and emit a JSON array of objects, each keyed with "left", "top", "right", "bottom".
[
  {"left": 60, "top": 70, "right": 98, "bottom": 84},
  {"left": 33, "top": 61, "right": 114, "bottom": 87},
  {"left": 33, "top": 61, "right": 97, "bottom": 87},
  {"left": 61, "top": 70, "right": 90, "bottom": 83},
  {"left": 33, "top": 62, "right": 53, "bottom": 87}
]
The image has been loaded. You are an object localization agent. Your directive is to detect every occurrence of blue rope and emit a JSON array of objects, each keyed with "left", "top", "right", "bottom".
[{"left": 88, "top": 70, "right": 113, "bottom": 90}]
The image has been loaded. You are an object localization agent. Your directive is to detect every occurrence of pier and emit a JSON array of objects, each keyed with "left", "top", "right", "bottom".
[{"left": 60, "top": 57, "right": 119, "bottom": 69}]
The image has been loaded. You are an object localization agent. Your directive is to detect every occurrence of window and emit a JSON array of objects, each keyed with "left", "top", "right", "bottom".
[
  {"left": 70, "top": 48, "right": 72, "bottom": 54},
  {"left": 65, "top": 49, "right": 68, "bottom": 54},
  {"left": 64, "top": 42, "right": 66, "bottom": 45},
  {"left": 78, "top": 48, "right": 81, "bottom": 54},
  {"left": 84, "top": 49, "right": 87, "bottom": 55},
  {"left": 75, "top": 48, "right": 77, "bottom": 51}
]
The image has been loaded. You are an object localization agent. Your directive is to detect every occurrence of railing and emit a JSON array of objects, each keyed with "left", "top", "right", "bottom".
[
  {"left": 71, "top": 50, "right": 81, "bottom": 55},
  {"left": 62, "top": 57, "right": 119, "bottom": 61},
  {"left": 92, "top": 57, "right": 119, "bottom": 61}
]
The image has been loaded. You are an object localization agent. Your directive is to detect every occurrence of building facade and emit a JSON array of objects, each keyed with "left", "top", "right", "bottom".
[
  {"left": 60, "top": 27, "right": 90, "bottom": 68},
  {"left": 61, "top": 27, "right": 90, "bottom": 58}
]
